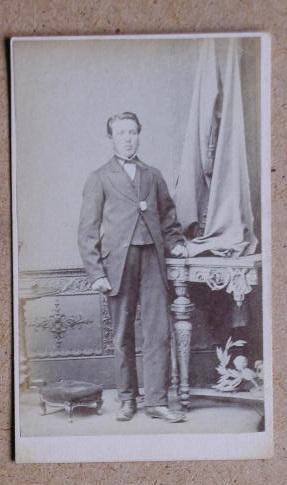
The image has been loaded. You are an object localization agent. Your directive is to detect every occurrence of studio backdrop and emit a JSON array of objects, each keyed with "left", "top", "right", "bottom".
[{"left": 13, "top": 37, "right": 261, "bottom": 390}]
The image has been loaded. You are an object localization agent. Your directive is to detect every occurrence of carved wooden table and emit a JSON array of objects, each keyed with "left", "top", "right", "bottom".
[
  {"left": 166, "top": 254, "right": 262, "bottom": 406},
  {"left": 19, "top": 255, "right": 261, "bottom": 405}
]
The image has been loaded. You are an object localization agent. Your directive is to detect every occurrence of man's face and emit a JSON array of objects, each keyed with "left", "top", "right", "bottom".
[{"left": 110, "top": 118, "right": 139, "bottom": 159}]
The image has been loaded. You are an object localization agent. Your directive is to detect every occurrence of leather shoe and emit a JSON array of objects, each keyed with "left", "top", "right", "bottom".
[
  {"left": 116, "top": 400, "right": 137, "bottom": 421},
  {"left": 145, "top": 406, "right": 186, "bottom": 423}
]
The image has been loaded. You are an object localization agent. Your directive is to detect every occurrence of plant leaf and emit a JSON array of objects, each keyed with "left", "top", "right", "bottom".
[
  {"left": 216, "top": 347, "right": 223, "bottom": 360},
  {"left": 216, "top": 365, "right": 226, "bottom": 376},
  {"left": 226, "top": 336, "right": 233, "bottom": 349},
  {"left": 233, "top": 339, "right": 247, "bottom": 347},
  {"left": 228, "top": 369, "right": 241, "bottom": 378}
]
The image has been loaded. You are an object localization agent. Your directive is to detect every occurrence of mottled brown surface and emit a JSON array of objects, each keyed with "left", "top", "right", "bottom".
[{"left": 0, "top": 1, "right": 286, "bottom": 483}]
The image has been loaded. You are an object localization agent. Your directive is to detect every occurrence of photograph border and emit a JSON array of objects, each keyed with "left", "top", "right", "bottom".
[{"left": 11, "top": 31, "right": 273, "bottom": 463}]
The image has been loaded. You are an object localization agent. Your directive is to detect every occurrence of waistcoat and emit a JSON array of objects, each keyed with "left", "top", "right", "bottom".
[{"left": 130, "top": 166, "right": 154, "bottom": 245}]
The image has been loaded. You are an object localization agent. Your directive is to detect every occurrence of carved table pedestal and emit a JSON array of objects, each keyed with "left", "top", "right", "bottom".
[{"left": 166, "top": 255, "right": 262, "bottom": 406}]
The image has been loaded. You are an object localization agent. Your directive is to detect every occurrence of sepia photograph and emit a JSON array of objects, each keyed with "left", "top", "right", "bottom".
[{"left": 11, "top": 32, "right": 272, "bottom": 462}]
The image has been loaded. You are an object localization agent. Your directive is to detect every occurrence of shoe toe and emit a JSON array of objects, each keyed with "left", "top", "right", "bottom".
[
  {"left": 116, "top": 401, "right": 137, "bottom": 421},
  {"left": 146, "top": 406, "right": 186, "bottom": 422}
]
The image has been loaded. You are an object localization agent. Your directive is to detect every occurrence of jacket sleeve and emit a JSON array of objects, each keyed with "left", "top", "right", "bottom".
[
  {"left": 78, "top": 171, "right": 106, "bottom": 284},
  {"left": 156, "top": 170, "right": 185, "bottom": 253}
]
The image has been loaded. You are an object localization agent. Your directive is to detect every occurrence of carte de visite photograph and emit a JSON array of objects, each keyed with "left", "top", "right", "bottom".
[{"left": 11, "top": 32, "right": 272, "bottom": 463}]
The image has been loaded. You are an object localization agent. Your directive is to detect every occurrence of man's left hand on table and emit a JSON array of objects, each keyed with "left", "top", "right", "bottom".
[{"left": 170, "top": 244, "right": 188, "bottom": 258}]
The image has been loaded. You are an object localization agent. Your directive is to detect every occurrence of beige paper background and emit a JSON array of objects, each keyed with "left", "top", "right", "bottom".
[{"left": 0, "top": 1, "right": 286, "bottom": 483}]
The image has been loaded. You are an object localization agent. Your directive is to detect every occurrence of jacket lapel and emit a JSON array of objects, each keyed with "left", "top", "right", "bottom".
[
  {"left": 107, "top": 156, "right": 154, "bottom": 203},
  {"left": 107, "top": 156, "right": 138, "bottom": 202},
  {"left": 136, "top": 160, "right": 154, "bottom": 202}
]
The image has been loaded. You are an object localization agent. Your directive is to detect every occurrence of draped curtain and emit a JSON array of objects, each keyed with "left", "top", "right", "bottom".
[{"left": 175, "top": 38, "right": 258, "bottom": 258}]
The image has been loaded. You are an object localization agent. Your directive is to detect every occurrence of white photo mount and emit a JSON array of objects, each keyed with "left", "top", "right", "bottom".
[{"left": 11, "top": 32, "right": 272, "bottom": 463}]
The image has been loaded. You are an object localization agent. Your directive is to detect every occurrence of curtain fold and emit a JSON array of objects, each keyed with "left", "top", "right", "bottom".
[
  {"left": 175, "top": 38, "right": 257, "bottom": 258},
  {"left": 175, "top": 39, "right": 219, "bottom": 235}
]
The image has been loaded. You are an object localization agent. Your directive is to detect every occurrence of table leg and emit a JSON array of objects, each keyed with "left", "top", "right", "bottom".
[
  {"left": 171, "top": 281, "right": 194, "bottom": 407},
  {"left": 170, "top": 331, "right": 179, "bottom": 389}
]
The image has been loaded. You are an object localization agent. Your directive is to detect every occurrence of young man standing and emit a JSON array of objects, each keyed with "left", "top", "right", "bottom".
[{"left": 78, "top": 112, "right": 187, "bottom": 422}]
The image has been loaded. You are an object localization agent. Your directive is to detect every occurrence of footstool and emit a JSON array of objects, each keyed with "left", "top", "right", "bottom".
[{"left": 39, "top": 380, "right": 103, "bottom": 422}]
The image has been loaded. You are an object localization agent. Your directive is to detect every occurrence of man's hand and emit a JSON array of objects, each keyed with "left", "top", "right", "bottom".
[
  {"left": 91, "top": 277, "right": 112, "bottom": 293},
  {"left": 170, "top": 244, "right": 188, "bottom": 258}
]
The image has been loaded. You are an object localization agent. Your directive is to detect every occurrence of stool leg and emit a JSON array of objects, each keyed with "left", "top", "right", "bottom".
[
  {"left": 96, "top": 398, "right": 103, "bottom": 414},
  {"left": 40, "top": 399, "right": 47, "bottom": 416},
  {"left": 64, "top": 402, "right": 73, "bottom": 422}
]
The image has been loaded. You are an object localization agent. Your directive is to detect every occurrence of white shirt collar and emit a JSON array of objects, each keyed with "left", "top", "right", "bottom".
[{"left": 115, "top": 152, "right": 138, "bottom": 165}]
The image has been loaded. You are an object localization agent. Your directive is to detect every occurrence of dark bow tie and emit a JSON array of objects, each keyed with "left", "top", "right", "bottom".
[{"left": 116, "top": 154, "right": 137, "bottom": 164}]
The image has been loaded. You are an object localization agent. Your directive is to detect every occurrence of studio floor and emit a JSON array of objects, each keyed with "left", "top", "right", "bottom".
[{"left": 19, "top": 388, "right": 263, "bottom": 437}]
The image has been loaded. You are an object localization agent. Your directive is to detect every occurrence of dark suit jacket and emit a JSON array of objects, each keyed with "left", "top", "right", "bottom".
[{"left": 78, "top": 155, "right": 184, "bottom": 296}]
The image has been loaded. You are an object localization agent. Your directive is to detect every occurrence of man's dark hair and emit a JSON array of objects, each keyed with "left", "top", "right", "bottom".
[{"left": 107, "top": 112, "right": 142, "bottom": 136}]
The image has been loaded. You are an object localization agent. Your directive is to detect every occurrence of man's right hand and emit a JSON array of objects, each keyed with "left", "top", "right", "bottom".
[{"left": 91, "top": 277, "right": 112, "bottom": 293}]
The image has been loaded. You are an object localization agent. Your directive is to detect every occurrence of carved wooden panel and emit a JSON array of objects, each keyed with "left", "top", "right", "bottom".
[
  {"left": 20, "top": 266, "right": 261, "bottom": 388},
  {"left": 25, "top": 294, "right": 103, "bottom": 359},
  {"left": 20, "top": 269, "right": 144, "bottom": 386}
]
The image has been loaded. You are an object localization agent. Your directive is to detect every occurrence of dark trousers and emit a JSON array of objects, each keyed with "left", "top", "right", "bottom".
[{"left": 108, "top": 245, "right": 170, "bottom": 406}]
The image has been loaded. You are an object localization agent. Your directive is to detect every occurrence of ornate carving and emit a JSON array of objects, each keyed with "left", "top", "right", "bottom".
[
  {"left": 19, "top": 298, "right": 29, "bottom": 389},
  {"left": 174, "top": 321, "right": 193, "bottom": 405},
  {"left": 19, "top": 268, "right": 98, "bottom": 299},
  {"left": 246, "top": 268, "right": 258, "bottom": 286},
  {"left": 20, "top": 256, "right": 261, "bottom": 301},
  {"left": 213, "top": 337, "right": 264, "bottom": 395},
  {"left": 24, "top": 277, "right": 93, "bottom": 296},
  {"left": 194, "top": 270, "right": 206, "bottom": 282},
  {"left": 101, "top": 296, "right": 114, "bottom": 355},
  {"left": 186, "top": 264, "right": 258, "bottom": 306},
  {"left": 206, "top": 268, "right": 231, "bottom": 290},
  {"left": 170, "top": 280, "right": 193, "bottom": 406},
  {"left": 171, "top": 281, "right": 194, "bottom": 320},
  {"left": 61, "top": 277, "right": 93, "bottom": 294},
  {"left": 166, "top": 260, "right": 188, "bottom": 282},
  {"left": 29, "top": 348, "right": 97, "bottom": 359},
  {"left": 175, "top": 321, "right": 193, "bottom": 356},
  {"left": 226, "top": 268, "right": 252, "bottom": 306},
  {"left": 29, "top": 300, "right": 93, "bottom": 348},
  {"left": 170, "top": 332, "right": 179, "bottom": 389},
  {"left": 19, "top": 259, "right": 260, "bottom": 395}
]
